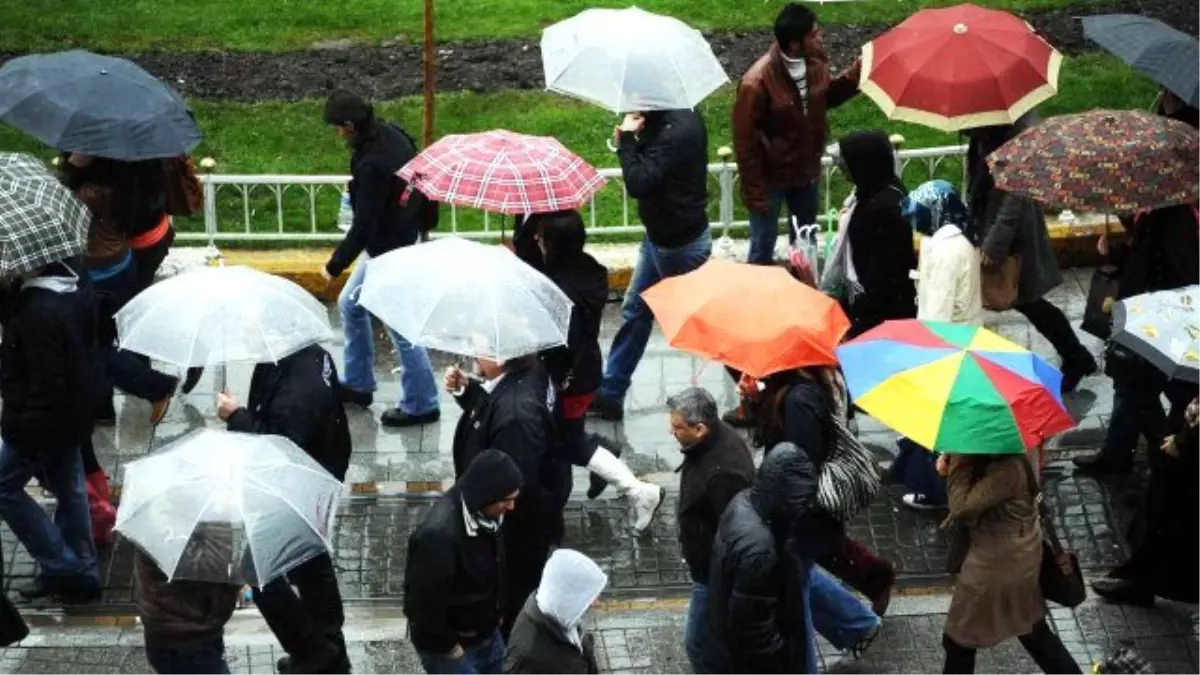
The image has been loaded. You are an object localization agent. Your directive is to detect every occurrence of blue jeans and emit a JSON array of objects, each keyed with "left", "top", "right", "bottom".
[
  {"left": 747, "top": 183, "right": 821, "bottom": 265},
  {"left": 685, "top": 582, "right": 708, "bottom": 673},
  {"left": 145, "top": 639, "right": 230, "bottom": 674},
  {"left": 598, "top": 230, "right": 712, "bottom": 402},
  {"left": 0, "top": 442, "right": 97, "bottom": 581},
  {"left": 806, "top": 565, "right": 879, "bottom": 652},
  {"left": 338, "top": 254, "right": 439, "bottom": 415},
  {"left": 416, "top": 629, "right": 505, "bottom": 674}
]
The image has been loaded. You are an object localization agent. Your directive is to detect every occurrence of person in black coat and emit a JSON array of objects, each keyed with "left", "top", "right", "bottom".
[
  {"left": 0, "top": 258, "right": 101, "bottom": 603},
  {"left": 216, "top": 343, "right": 352, "bottom": 674},
  {"left": 835, "top": 130, "right": 916, "bottom": 338},
  {"left": 445, "top": 355, "right": 557, "bottom": 640},
  {"left": 405, "top": 450, "right": 524, "bottom": 675},
  {"left": 701, "top": 443, "right": 841, "bottom": 674}
]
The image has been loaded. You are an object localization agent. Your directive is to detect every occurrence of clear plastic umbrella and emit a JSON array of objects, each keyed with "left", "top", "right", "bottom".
[
  {"left": 115, "top": 265, "right": 334, "bottom": 367},
  {"left": 359, "top": 237, "right": 573, "bottom": 361},
  {"left": 115, "top": 429, "right": 343, "bottom": 585},
  {"left": 541, "top": 7, "right": 729, "bottom": 113}
]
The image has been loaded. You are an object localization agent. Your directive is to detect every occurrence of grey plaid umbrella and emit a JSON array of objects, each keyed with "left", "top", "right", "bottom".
[
  {"left": 0, "top": 50, "right": 202, "bottom": 161},
  {"left": 0, "top": 153, "right": 89, "bottom": 279},
  {"left": 1082, "top": 14, "right": 1199, "bottom": 107}
]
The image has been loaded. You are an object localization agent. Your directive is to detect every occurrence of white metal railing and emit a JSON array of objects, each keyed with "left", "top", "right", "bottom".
[{"left": 182, "top": 144, "right": 969, "bottom": 245}]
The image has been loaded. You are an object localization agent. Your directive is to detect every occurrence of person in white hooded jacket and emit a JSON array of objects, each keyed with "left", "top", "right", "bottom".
[{"left": 503, "top": 549, "right": 607, "bottom": 674}]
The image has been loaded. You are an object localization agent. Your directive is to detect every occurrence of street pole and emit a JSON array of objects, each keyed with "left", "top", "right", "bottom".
[{"left": 422, "top": 0, "right": 435, "bottom": 148}]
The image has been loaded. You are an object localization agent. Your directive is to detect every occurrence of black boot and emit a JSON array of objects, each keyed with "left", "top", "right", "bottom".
[{"left": 586, "top": 433, "right": 622, "bottom": 499}]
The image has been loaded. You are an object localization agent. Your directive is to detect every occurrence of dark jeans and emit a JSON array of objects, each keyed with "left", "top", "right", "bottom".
[
  {"left": 942, "top": 620, "right": 1080, "bottom": 674},
  {"left": 416, "top": 628, "right": 504, "bottom": 674},
  {"left": 746, "top": 183, "right": 822, "bottom": 265},
  {"left": 1014, "top": 298, "right": 1091, "bottom": 366},
  {"left": 253, "top": 552, "right": 345, "bottom": 662},
  {"left": 684, "top": 582, "right": 708, "bottom": 673},
  {"left": 145, "top": 639, "right": 229, "bottom": 675}
]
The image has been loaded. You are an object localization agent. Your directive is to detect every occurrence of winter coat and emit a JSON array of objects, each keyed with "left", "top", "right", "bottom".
[
  {"left": 134, "top": 545, "right": 240, "bottom": 650},
  {"left": 916, "top": 225, "right": 983, "bottom": 325},
  {"left": 677, "top": 421, "right": 756, "bottom": 584},
  {"left": 839, "top": 131, "right": 917, "bottom": 337},
  {"left": 540, "top": 251, "right": 609, "bottom": 397},
  {"left": 326, "top": 121, "right": 427, "bottom": 277},
  {"left": 616, "top": 109, "right": 710, "bottom": 248},
  {"left": 1110, "top": 205, "right": 1199, "bottom": 300},
  {"left": 504, "top": 549, "right": 605, "bottom": 674},
  {"left": 733, "top": 43, "right": 860, "bottom": 211},
  {"left": 0, "top": 260, "right": 96, "bottom": 458},
  {"left": 703, "top": 443, "right": 839, "bottom": 673},
  {"left": 943, "top": 454, "right": 1044, "bottom": 648},
  {"left": 968, "top": 115, "right": 1062, "bottom": 305},
  {"left": 224, "top": 344, "right": 352, "bottom": 481}
]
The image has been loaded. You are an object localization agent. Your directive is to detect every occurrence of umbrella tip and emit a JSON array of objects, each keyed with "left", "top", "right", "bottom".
[{"left": 954, "top": 23, "right": 968, "bottom": 34}]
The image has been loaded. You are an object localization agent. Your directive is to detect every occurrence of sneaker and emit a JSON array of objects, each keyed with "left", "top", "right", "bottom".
[
  {"left": 1061, "top": 354, "right": 1098, "bottom": 394},
  {"left": 850, "top": 622, "right": 881, "bottom": 659},
  {"left": 381, "top": 408, "right": 440, "bottom": 428},
  {"left": 1072, "top": 451, "right": 1132, "bottom": 475},
  {"left": 629, "top": 484, "right": 664, "bottom": 534},
  {"left": 586, "top": 396, "right": 624, "bottom": 421},
  {"left": 901, "top": 492, "right": 946, "bottom": 511},
  {"left": 1092, "top": 577, "right": 1154, "bottom": 608},
  {"left": 18, "top": 576, "right": 100, "bottom": 603},
  {"left": 338, "top": 386, "right": 374, "bottom": 408}
]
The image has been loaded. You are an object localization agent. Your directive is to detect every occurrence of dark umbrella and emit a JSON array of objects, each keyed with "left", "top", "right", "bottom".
[
  {"left": 1082, "top": 14, "right": 1199, "bottom": 108},
  {"left": 0, "top": 50, "right": 203, "bottom": 161}
]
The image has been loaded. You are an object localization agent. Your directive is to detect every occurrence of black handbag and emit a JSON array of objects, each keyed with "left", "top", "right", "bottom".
[
  {"left": 1081, "top": 264, "right": 1120, "bottom": 340},
  {"left": 1021, "top": 461, "right": 1086, "bottom": 608}
]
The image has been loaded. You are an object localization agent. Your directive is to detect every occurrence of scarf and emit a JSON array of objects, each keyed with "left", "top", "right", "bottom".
[{"left": 902, "top": 179, "right": 981, "bottom": 246}]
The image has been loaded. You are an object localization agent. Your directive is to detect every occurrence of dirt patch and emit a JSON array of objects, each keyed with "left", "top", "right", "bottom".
[{"left": 2, "top": 0, "right": 1194, "bottom": 102}]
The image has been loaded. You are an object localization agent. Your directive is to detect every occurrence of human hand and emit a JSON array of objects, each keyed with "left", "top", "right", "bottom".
[
  {"left": 446, "top": 644, "right": 465, "bottom": 659},
  {"left": 1186, "top": 398, "right": 1199, "bottom": 427},
  {"left": 320, "top": 267, "right": 334, "bottom": 284},
  {"left": 935, "top": 454, "right": 950, "bottom": 477},
  {"left": 619, "top": 113, "right": 645, "bottom": 134},
  {"left": 1096, "top": 234, "right": 1109, "bottom": 257},
  {"left": 1162, "top": 435, "right": 1179, "bottom": 458},
  {"left": 737, "top": 374, "right": 761, "bottom": 400},
  {"left": 444, "top": 365, "right": 469, "bottom": 393},
  {"left": 846, "top": 57, "right": 862, "bottom": 81},
  {"left": 216, "top": 390, "right": 238, "bottom": 420}
]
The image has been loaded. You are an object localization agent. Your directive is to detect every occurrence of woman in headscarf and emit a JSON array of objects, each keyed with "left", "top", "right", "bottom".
[
  {"left": 830, "top": 130, "right": 917, "bottom": 338},
  {"left": 965, "top": 114, "right": 1097, "bottom": 393},
  {"left": 890, "top": 180, "right": 984, "bottom": 510}
]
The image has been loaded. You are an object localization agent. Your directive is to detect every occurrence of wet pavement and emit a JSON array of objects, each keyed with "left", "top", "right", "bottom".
[{"left": 2, "top": 267, "right": 1197, "bottom": 672}]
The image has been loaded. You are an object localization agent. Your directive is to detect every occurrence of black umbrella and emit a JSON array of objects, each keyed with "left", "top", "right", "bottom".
[
  {"left": 0, "top": 50, "right": 203, "bottom": 161},
  {"left": 1082, "top": 14, "right": 1199, "bottom": 108}
]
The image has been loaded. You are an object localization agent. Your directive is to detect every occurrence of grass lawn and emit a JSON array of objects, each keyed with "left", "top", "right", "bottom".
[
  {"left": 4, "top": 0, "right": 1112, "bottom": 51},
  {"left": 0, "top": 53, "right": 1158, "bottom": 244}
]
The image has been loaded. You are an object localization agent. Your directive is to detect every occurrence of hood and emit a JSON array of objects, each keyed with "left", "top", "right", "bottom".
[
  {"left": 458, "top": 449, "right": 523, "bottom": 511},
  {"left": 536, "top": 549, "right": 608, "bottom": 633},
  {"left": 837, "top": 130, "right": 898, "bottom": 199},
  {"left": 749, "top": 442, "right": 818, "bottom": 531}
]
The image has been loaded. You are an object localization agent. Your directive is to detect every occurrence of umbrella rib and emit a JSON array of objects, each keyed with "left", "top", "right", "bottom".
[
  {"left": 244, "top": 474, "right": 338, "bottom": 551},
  {"left": 162, "top": 487, "right": 220, "bottom": 582}
]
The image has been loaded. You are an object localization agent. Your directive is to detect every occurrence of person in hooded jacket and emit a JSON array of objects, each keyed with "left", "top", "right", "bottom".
[
  {"left": 405, "top": 449, "right": 524, "bottom": 675},
  {"left": 965, "top": 114, "right": 1098, "bottom": 393},
  {"left": 829, "top": 130, "right": 916, "bottom": 338},
  {"left": 215, "top": 343, "right": 352, "bottom": 674},
  {"left": 446, "top": 353, "right": 558, "bottom": 640},
  {"left": 503, "top": 548, "right": 607, "bottom": 674}
]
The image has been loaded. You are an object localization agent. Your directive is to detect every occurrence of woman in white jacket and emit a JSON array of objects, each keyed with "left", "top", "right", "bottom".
[{"left": 891, "top": 180, "right": 984, "bottom": 510}]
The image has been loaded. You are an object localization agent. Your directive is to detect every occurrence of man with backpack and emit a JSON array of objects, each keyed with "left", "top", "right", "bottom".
[{"left": 321, "top": 90, "right": 441, "bottom": 428}]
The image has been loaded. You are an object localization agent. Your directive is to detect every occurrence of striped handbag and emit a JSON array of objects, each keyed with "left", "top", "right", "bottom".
[{"left": 817, "top": 416, "right": 882, "bottom": 521}]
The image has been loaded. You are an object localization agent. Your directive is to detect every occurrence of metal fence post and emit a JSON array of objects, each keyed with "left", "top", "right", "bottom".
[
  {"left": 717, "top": 147, "right": 735, "bottom": 238},
  {"left": 201, "top": 169, "right": 217, "bottom": 248}
]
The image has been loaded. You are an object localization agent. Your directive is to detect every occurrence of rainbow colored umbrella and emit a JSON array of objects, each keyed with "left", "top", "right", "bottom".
[{"left": 836, "top": 320, "right": 1075, "bottom": 454}]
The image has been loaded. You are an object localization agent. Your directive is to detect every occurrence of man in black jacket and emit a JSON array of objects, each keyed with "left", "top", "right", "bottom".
[
  {"left": 216, "top": 343, "right": 351, "bottom": 674},
  {"left": 320, "top": 90, "right": 440, "bottom": 429},
  {"left": 589, "top": 109, "right": 713, "bottom": 421},
  {"left": 0, "top": 258, "right": 101, "bottom": 602},
  {"left": 405, "top": 449, "right": 523, "bottom": 674},
  {"left": 667, "top": 388, "right": 755, "bottom": 672}
]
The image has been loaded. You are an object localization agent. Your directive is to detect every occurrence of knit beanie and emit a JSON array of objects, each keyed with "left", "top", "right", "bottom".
[
  {"left": 458, "top": 449, "right": 524, "bottom": 511},
  {"left": 323, "top": 89, "right": 374, "bottom": 126}
]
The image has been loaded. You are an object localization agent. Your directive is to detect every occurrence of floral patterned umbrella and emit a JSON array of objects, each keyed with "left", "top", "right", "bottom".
[
  {"left": 987, "top": 109, "right": 1198, "bottom": 214},
  {"left": 1112, "top": 285, "right": 1199, "bottom": 384}
]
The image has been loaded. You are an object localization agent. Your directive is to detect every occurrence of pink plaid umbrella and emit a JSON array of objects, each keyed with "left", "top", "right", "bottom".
[{"left": 396, "top": 130, "right": 607, "bottom": 215}]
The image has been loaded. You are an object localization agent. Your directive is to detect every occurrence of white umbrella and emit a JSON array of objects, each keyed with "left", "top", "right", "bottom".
[
  {"left": 359, "top": 237, "right": 573, "bottom": 361},
  {"left": 115, "top": 265, "right": 334, "bottom": 367},
  {"left": 541, "top": 6, "right": 729, "bottom": 113},
  {"left": 115, "top": 429, "right": 343, "bottom": 585}
]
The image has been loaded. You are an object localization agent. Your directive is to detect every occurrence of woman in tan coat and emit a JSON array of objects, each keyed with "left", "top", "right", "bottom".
[{"left": 937, "top": 454, "right": 1080, "bottom": 674}]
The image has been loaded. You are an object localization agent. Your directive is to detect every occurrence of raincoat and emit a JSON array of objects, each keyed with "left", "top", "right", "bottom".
[{"left": 503, "top": 549, "right": 607, "bottom": 674}]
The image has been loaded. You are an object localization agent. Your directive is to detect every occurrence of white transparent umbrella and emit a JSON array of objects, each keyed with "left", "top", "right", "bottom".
[
  {"left": 115, "top": 265, "right": 334, "bottom": 367},
  {"left": 115, "top": 429, "right": 343, "bottom": 586},
  {"left": 541, "top": 6, "right": 730, "bottom": 113},
  {"left": 359, "top": 237, "right": 573, "bottom": 361}
]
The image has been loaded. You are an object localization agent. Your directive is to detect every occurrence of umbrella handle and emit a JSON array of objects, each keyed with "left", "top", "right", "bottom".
[{"left": 605, "top": 138, "right": 618, "bottom": 153}]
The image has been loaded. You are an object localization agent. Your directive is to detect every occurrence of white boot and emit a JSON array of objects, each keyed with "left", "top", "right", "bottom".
[{"left": 586, "top": 446, "right": 664, "bottom": 534}]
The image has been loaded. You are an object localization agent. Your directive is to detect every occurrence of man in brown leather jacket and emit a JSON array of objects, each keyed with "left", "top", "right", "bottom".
[{"left": 733, "top": 3, "right": 862, "bottom": 266}]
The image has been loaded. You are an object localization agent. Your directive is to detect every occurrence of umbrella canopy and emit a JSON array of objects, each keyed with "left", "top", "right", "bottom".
[
  {"left": 541, "top": 7, "right": 729, "bottom": 113},
  {"left": 0, "top": 152, "right": 89, "bottom": 278},
  {"left": 837, "top": 320, "right": 1075, "bottom": 454},
  {"left": 642, "top": 259, "right": 849, "bottom": 377},
  {"left": 987, "top": 109, "right": 1199, "bottom": 214},
  {"left": 860, "top": 4, "right": 1061, "bottom": 131},
  {"left": 115, "top": 265, "right": 334, "bottom": 367},
  {"left": 1112, "top": 285, "right": 1199, "bottom": 384},
  {"left": 0, "top": 50, "right": 202, "bottom": 161},
  {"left": 116, "top": 429, "right": 343, "bottom": 585},
  {"left": 396, "top": 130, "right": 606, "bottom": 215},
  {"left": 1083, "top": 14, "right": 1199, "bottom": 108},
  {"left": 360, "top": 237, "right": 573, "bottom": 361}
]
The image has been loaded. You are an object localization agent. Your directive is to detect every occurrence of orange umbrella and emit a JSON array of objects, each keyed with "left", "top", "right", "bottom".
[{"left": 641, "top": 259, "right": 850, "bottom": 378}]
